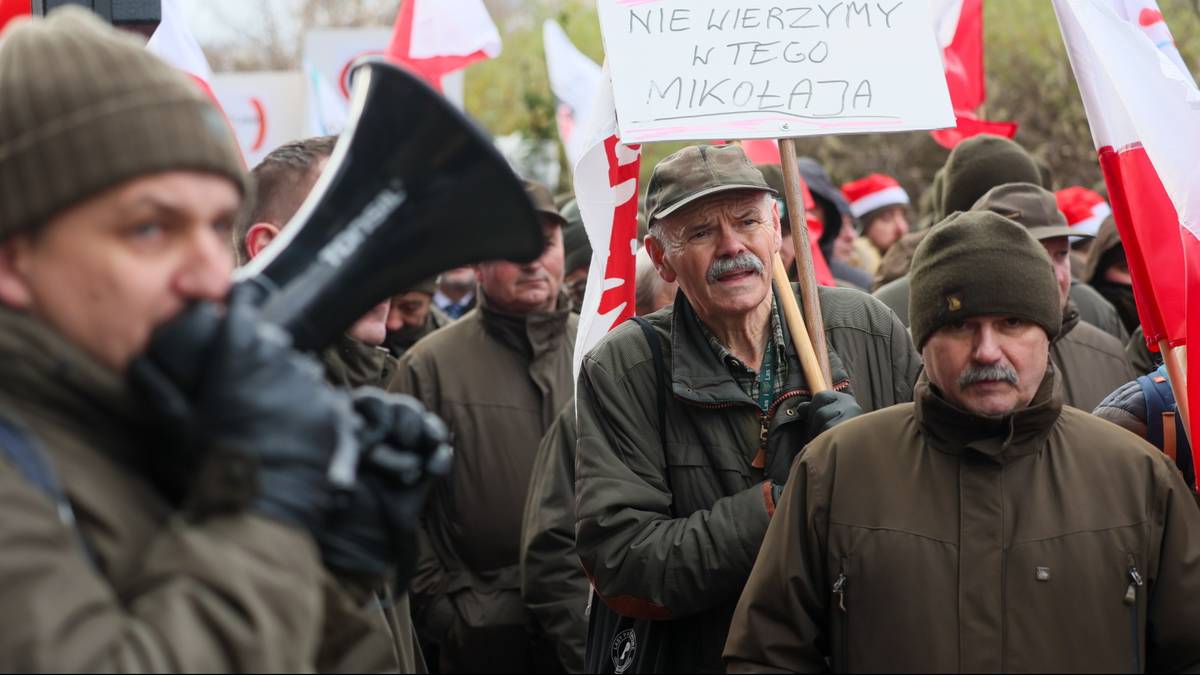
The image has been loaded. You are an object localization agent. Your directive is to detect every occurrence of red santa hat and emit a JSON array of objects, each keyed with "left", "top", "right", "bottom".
[
  {"left": 1055, "top": 186, "right": 1110, "bottom": 238},
  {"left": 841, "top": 173, "right": 909, "bottom": 219}
]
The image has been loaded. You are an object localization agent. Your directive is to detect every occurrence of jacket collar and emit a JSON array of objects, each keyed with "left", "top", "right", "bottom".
[
  {"left": 1054, "top": 300, "right": 1081, "bottom": 344},
  {"left": 669, "top": 283, "right": 848, "bottom": 406},
  {"left": 914, "top": 365, "right": 1062, "bottom": 462},
  {"left": 478, "top": 290, "right": 572, "bottom": 362},
  {"left": 0, "top": 308, "right": 147, "bottom": 463},
  {"left": 321, "top": 333, "right": 393, "bottom": 389}
]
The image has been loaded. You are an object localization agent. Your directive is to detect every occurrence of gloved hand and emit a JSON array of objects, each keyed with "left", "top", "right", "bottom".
[
  {"left": 802, "top": 390, "right": 862, "bottom": 441},
  {"left": 128, "top": 283, "right": 357, "bottom": 530},
  {"left": 317, "top": 388, "right": 453, "bottom": 585}
]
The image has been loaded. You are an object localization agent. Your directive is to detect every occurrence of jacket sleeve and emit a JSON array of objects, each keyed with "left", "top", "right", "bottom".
[
  {"left": 387, "top": 353, "right": 458, "bottom": 645},
  {"left": 520, "top": 400, "right": 587, "bottom": 673},
  {"left": 0, "top": 467, "right": 325, "bottom": 672},
  {"left": 724, "top": 438, "right": 836, "bottom": 674},
  {"left": 820, "top": 287, "right": 920, "bottom": 412},
  {"left": 574, "top": 355, "right": 773, "bottom": 621},
  {"left": 1145, "top": 454, "right": 1200, "bottom": 672}
]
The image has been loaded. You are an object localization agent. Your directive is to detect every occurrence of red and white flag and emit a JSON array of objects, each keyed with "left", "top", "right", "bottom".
[
  {"left": 0, "top": 0, "right": 28, "bottom": 36},
  {"left": 147, "top": 0, "right": 215, "bottom": 98},
  {"left": 572, "top": 65, "right": 641, "bottom": 379},
  {"left": 543, "top": 19, "right": 601, "bottom": 166},
  {"left": 929, "top": 0, "right": 1017, "bottom": 149},
  {"left": 1055, "top": 0, "right": 1200, "bottom": 472},
  {"left": 386, "top": 0, "right": 501, "bottom": 94}
]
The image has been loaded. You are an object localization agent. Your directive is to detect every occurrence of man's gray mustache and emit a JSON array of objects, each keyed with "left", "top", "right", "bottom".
[
  {"left": 959, "top": 363, "right": 1019, "bottom": 388},
  {"left": 707, "top": 252, "right": 765, "bottom": 284}
]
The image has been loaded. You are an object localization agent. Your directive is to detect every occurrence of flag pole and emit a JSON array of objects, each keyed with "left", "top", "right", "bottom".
[
  {"left": 773, "top": 254, "right": 827, "bottom": 393},
  {"left": 778, "top": 137, "right": 832, "bottom": 389},
  {"left": 1159, "top": 340, "right": 1192, "bottom": 442}
]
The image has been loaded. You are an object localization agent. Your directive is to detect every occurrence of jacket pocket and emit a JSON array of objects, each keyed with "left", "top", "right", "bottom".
[
  {"left": 1123, "top": 553, "right": 1144, "bottom": 674},
  {"left": 832, "top": 556, "right": 850, "bottom": 673}
]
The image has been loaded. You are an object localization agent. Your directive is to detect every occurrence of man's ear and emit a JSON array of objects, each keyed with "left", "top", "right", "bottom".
[
  {"left": 244, "top": 222, "right": 282, "bottom": 260},
  {"left": 0, "top": 238, "right": 34, "bottom": 309},
  {"left": 769, "top": 197, "right": 783, "bottom": 253},
  {"left": 644, "top": 234, "right": 677, "bottom": 284}
]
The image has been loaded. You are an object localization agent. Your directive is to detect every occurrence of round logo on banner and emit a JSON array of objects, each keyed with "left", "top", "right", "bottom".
[
  {"left": 339, "top": 50, "right": 386, "bottom": 99},
  {"left": 611, "top": 628, "right": 637, "bottom": 674}
]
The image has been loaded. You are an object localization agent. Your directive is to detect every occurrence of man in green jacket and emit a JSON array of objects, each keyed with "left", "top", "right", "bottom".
[
  {"left": 0, "top": 9, "right": 446, "bottom": 671},
  {"left": 971, "top": 183, "right": 1137, "bottom": 411},
  {"left": 385, "top": 278, "right": 452, "bottom": 360},
  {"left": 575, "top": 145, "right": 920, "bottom": 673},
  {"left": 725, "top": 212, "right": 1200, "bottom": 673},
  {"left": 390, "top": 180, "right": 577, "bottom": 672}
]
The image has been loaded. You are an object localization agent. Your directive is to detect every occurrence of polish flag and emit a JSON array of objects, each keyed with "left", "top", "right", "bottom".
[
  {"left": 0, "top": 0, "right": 29, "bottom": 35},
  {"left": 929, "top": 0, "right": 1018, "bottom": 149},
  {"left": 572, "top": 65, "right": 641, "bottom": 380},
  {"left": 385, "top": 0, "right": 501, "bottom": 94},
  {"left": 147, "top": 0, "right": 216, "bottom": 101},
  {"left": 1055, "top": 0, "right": 1199, "bottom": 476},
  {"left": 543, "top": 20, "right": 601, "bottom": 166}
]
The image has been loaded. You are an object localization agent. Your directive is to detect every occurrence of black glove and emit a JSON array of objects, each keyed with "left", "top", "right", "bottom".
[
  {"left": 803, "top": 390, "right": 862, "bottom": 441},
  {"left": 128, "top": 283, "right": 357, "bottom": 530},
  {"left": 317, "top": 388, "right": 452, "bottom": 584}
]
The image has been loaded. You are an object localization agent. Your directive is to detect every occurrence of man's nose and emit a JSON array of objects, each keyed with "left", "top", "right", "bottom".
[
  {"left": 971, "top": 324, "right": 1004, "bottom": 364},
  {"left": 714, "top": 222, "right": 748, "bottom": 257},
  {"left": 174, "top": 227, "right": 233, "bottom": 302}
]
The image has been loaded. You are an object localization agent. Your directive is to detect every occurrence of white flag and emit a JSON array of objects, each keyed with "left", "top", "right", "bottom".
[{"left": 542, "top": 20, "right": 602, "bottom": 166}]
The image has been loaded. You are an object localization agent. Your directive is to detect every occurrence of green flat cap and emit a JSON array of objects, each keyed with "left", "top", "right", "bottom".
[
  {"left": 972, "top": 182, "right": 1088, "bottom": 241},
  {"left": 645, "top": 144, "right": 775, "bottom": 222},
  {"left": 525, "top": 180, "right": 567, "bottom": 227}
]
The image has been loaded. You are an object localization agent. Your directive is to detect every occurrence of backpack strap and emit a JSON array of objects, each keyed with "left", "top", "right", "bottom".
[
  {"left": 630, "top": 317, "right": 668, "bottom": 450},
  {"left": 0, "top": 416, "right": 97, "bottom": 566},
  {"left": 1137, "top": 366, "right": 1174, "bottom": 453}
]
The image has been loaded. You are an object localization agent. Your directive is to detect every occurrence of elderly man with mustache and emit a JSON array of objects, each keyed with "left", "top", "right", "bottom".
[
  {"left": 724, "top": 211, "right": 1200, "bottom": 673},
  {"left": 573, "top": 145, "right": 920, "bottom": 673},
  {"left": 389, "top": 180, "right": 577, "bottom": 673}
]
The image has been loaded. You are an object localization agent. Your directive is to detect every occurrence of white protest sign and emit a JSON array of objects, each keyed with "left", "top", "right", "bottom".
[
  {"left": 211, "top": 72, "right": 306, "bottom": 166},
  {"left": 596, "top": 0, "right": 955, "bottom": 143}
]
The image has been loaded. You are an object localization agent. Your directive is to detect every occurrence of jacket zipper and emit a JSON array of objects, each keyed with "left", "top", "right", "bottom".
[
  {"left": 1123, "top": 554, "right": 1143, "bottom": 674},
  {"left": 755, "top": 379, "right": 853, "bottom": 462},
  {"left": 833, "top": 558, "right": 850, "bottom": 672}
]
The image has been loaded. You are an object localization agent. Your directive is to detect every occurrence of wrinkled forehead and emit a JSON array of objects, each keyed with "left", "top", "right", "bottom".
[{"left": 660, "top": 189, "right": 771, "bottom": 230}]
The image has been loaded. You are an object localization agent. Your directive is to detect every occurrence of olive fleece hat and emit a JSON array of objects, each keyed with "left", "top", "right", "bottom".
[
  {"left": 645, "top": 144, "right": 775, "bottom": 223},
  {"left": 909, "top": 211, "right": 1061, "bottom": 349},
  {"left": 525, "top": 179, "right": 568, "bottom": 227},
  {"left": 0, "top": 7, "right": 248, "bottom": 238},
  {"left": 560, "top": 198, "right": 592, "bottom": 273},
  {"left": 971, "top": 182, "right": 1089, "bottom": 241},
  {"left": 938, "top": 135, "right": 1042, "bottom": 221}
]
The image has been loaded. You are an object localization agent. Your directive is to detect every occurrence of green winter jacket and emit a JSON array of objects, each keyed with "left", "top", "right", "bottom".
[{"left": 575, "top": 284, "right": 919, "bottom": 672}]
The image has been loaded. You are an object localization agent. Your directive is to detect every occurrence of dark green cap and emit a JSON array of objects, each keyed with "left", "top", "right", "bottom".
[
  {"left": 560, "top": 198, "right": 592, "bottom": 273},
  {"left": 645, "top": 145, "right": 775, "bottom": 223},
  {"left": 909, "top": 211, "right": 1061, "bottom": 349},
  {"left": 525, "top": 180, "right": 567, "bottom": 227},
  {"left": 939, "top": 135, "right": 1041, "bottom": 221},
  {"left": 971, "top": 182, "right": 1089, "bottom": 241}
]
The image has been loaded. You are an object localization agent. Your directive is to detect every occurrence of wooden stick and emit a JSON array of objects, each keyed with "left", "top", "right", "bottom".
[
  {"left": 773, "top": 253, "right": 828, "bottom": 393},
  {"left": 1159, "top": 340, "right": 1192, "bottom": 443},
  {"left": 777, "top": 138, "right": 832, "bottom": 386}
]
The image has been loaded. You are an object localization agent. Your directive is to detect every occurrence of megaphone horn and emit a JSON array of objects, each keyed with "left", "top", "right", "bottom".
[{"left": 236, "top": 57, "right": 544, "bottom": 352}]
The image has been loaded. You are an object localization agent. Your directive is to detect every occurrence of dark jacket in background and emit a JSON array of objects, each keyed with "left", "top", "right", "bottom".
[
  {"left": 390, "top": 293, "right": 578, "bottom": 673},
  {"left": 1051, "top": 303, "right": 1137, "bottom": 412},
  {"left": 575, "top": 285, "right": 919, "bottom": 673},
  {"left": 725, "top": 370, "right": 1200, "bottom": 673}
]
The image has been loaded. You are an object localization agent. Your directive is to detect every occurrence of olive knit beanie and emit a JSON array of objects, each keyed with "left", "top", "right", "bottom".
[
  {"left": 0, "top": 7, "right": 247, "bottom": 238},
  {"left": 561, "top": 198, "right": 592, "bottom": 273},
  {"left": 909, "top": 211, "right": 1061, "bottom": 349},
  {"left": 938, "top": 135, "right": 1041, "bottom": 221}
]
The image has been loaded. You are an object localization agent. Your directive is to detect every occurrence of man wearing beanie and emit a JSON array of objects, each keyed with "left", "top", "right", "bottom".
[
  {"left": 574, "top": 144, "right": 919, "bottom": 672},
  {"left": 0, "top": 9, "right": 447, "bottom": 671},
  {"left": 385, "top": 277, "right": 451, "bottom": 360},
  {"left": 871, "top": 135, "right": 1125, "bottom": 343},
  {"left": 389, "top": 179, "right": 577, "bottom": 672},
  {"left": 972, "top": 183, "right": 1136, "bottom": 411},
  {"left": 725, "top": 211, "right": 1200, "bottom": 673},
  {"left": 560, "top": 198, "right": 592, "bottom": 312}
]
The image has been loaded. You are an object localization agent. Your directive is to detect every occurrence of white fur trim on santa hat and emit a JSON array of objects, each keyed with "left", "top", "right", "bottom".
[{"left": 849, "top": 185, "right": 909, "bottom": 219}]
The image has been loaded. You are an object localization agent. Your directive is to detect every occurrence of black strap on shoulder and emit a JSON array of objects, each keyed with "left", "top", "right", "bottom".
[
  {"left": 0, "top": 416, "right": 98, "bottom": 567},
  {"left": 630, "top": 317, "right": 668, "bottom": 450}
]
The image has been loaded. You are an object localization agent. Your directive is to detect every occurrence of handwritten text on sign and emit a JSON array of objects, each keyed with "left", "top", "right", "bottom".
[{"left": 596, "top": 1, "right": 954, "bottom": 143}]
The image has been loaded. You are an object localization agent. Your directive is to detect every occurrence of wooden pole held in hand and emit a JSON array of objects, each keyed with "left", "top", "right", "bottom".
[
  {"left": 773, "top": 253, "right": 828, "bottom": 393},
  {"left": 777, "top": 138, "right": 832, "bottom": 386}
]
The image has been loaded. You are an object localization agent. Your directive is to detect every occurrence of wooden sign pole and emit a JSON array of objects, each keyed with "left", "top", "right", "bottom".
[
  {"left": 777, "top": 137, "right": 832, "bottom": 389},
  {"left": 772, "top": 254, "right": 827, "bottom": 393}
]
